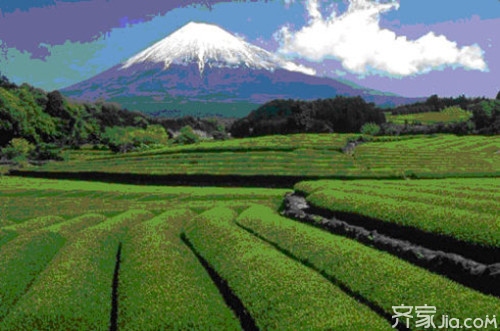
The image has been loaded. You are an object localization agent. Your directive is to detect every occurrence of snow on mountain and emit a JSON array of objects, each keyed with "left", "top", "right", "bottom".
[{"left": 121, "top": 22, "right": 316, "bottom": 76}]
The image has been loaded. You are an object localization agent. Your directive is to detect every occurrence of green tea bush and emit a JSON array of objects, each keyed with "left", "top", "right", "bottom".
[
  {"left": 0, "top": 231, "right": 66, "bottom": 321},
  {"left": 0, "top": 210, "right": 154, "bottom": 330},
  {"left": 307, "top": 189, "right": 500, "bottom": 248},
  {"left": 236, "top": 205, "right": 500, "bottom": 330},
  {"left": 1, "top": 215, "right": 65, "bottom": 245},
  {"left": 184, "top": 207, "right": 389, "bottom": 330},
  {"left": 119, "top": 209, "right": 240, "bottom": 330},
  {"left": 296, "top": 179, "right": 499, "bottom": 215}
]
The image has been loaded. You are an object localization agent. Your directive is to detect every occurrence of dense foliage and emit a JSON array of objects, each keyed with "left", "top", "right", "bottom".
[
  {"left": 383, "top": 95, "right": 499, "bottom": 135},
  {"left": 172, "top": 125, "right": 200, "bottom": 145},
  {"left": 0, "top": 78, "right": 156, "bottom": 160},
  {"left": 1, "top": 72, "right": 498, "bottom": 164},
  {"left": 0, "top": 76, "right": 229, "bottom": 162},
  {"left": 391, "top": 94, "right": 486, "bottom": 115},
  {"left": 469, "top": 100, "right": 500, "bottom": 134},
  {"left": 101, "top": 125, "right": 169, "bottom": 153},
  {"left": 230, "top": 96, "right": 385, "bottom": 137},
  {"left": 360, "top": 122, "right": 381, "bottom": 135}
]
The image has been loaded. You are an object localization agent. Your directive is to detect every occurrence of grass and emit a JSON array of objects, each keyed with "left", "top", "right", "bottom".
[
  {"left": 386, "top": 107, "right": 472, "bottom": 125},
  {"left": 118, "top": 209, "right": 241, "bottom": 330},
  {"left": 183, "top": 207, "right": 390, "bottom": 330},
  {"left": 235, "top": 205, "right": 500, "bottom": 331},
  {"left": 0, "top": 210, "right": 154, "bottom": 330}
]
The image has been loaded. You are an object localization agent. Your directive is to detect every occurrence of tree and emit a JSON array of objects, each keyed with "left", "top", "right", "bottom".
[
  {"left": 426, "top": 94, "right": 441, "bottom": 112},
  {"left": 102, "top": 125, "right": 169, "bottom": 153},
  {"left": 45, "top": 91, "right": 68, "bottom": 118},
  {"left": 360, "top": 122, "right": 381, "bottom": 136},
  {"left": 1, "top": 138, "right": 35, "bottom": 160},
  {"left": 0, "top": 72, "right": 16, "bottom": 89},
  {"left": 174, "top": 125, "right": 199, "bottom": 145},
  {"left": 470, "top": 100, "right": 500, "bottom": 134},
  {"left": 496, "top": 91, "right": 500, "bottom": 100}
]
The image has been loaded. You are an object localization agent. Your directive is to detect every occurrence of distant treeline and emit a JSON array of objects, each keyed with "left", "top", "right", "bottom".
[
  {"left": 0, "top": 74, "right": 226, "bottom": 160},
  {"left": 230, "top": 93, "right": 500, "bottom": 137},
  {"left": 387, "top": 93, "right": 499, "bottom": 135},
  {"left": 391, "top": 94, "right": 488, "bottom": 115}
]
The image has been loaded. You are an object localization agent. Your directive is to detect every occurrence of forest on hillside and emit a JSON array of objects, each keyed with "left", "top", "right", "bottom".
[{"left": 0, "top": 74, "right": 226, "bottom": 162}]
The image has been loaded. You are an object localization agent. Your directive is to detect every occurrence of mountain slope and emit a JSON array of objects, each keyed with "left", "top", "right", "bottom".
[{"left": 62, "top": 22, "right": 417, "bottom": 117}]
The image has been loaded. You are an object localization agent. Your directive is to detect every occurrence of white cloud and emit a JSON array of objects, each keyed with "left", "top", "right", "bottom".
[
  {"left": 276, "top": 0, "right": 488, "bottom": 77},
  {"left": 281, "top": 61, "right": 317, "bottom": 75}
]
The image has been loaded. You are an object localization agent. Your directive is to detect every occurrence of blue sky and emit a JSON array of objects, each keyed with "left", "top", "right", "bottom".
[{"left": 1, "top": 0, "right": 499, "bottom": 97}]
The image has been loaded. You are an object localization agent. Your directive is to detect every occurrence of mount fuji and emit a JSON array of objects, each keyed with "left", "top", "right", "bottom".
[{"left": 62, "top": 22, "right": 415, "bottom": 117}]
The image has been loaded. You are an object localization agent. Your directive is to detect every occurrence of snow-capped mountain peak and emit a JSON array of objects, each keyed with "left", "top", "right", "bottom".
[{"left": 122, "top": 22, "right": 315, "bottom": 75}]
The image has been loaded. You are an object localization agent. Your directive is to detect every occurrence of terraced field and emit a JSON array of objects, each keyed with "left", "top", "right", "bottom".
[
  {"left": 294, "top": 178, "right": 500, "bottom": 268},
  {"left": 354, "top": 135, "right": 499, "bottom": 177},
  {"left": 296, "top": 178, "right": 500, "bottom": 251},
  {"left": 386, "top": 107, "right": 472, "bottom": 125},
  {"left": 236, "top": 205, "right": 499, "bottom": 328},
  {"left": 0, "top": 176, "right": 498, "bottom": 330},
  {"left": 19, "top": 134, "right": 500, "bottom": 178}
]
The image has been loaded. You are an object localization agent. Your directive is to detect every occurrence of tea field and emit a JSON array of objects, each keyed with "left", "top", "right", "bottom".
[
  {"left": 22, "top": 133, "right": 500, "bottom": 178},
  {"left": 385, "top": 107, "right": 472, "bottom": 125},
  {"left": 296, "top": 178, "right": 500, "bottom": 250},
  {"left": 1, "top": 132, "right": 499, "bottom": 330},
  {"left": 0, "top": 175, "right": 499, "bottom": 330}
]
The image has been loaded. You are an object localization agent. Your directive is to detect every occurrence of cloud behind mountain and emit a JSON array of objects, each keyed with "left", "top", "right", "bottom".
[{"left": 276, "top": 0, "right": 488, "bottom": 77}]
